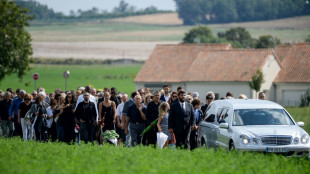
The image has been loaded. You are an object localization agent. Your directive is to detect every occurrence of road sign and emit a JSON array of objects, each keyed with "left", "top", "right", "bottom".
[
  {"left": 33, "top": 73, "right": 39, "bottom": 80},
  {"left": 63, "top": 71, "right": 70, "bottom": 79}
]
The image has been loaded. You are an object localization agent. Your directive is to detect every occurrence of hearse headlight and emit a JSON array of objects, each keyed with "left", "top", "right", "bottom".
[
  {"left": 301, "top": 134, "right": 309, "bottom": 144},
  {"left": 253, "top": 138, "right": 259, "bottom": 145},
  {"left": 294, "top": 137, "right": 299, "bottom": 144},
  {"left": 240, "top": 135, "right": 250, "bottom": 145}
]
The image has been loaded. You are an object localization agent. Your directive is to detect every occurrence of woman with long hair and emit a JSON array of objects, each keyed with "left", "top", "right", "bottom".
[
  {"left": 99, "top": 92, "right": 116, "bottom": 132},
  {"left": 168, "top": 91, "right": 178, "bottom": 105},
  {"left": 28, "top": 95, "right": 48, "bottom": 141},
  {"left": 157, "top": 102, "right": 171, "bottom": 147},
  {"left": 18, "top": 93, "right": 33, "bottom": 141},
  {"left": 58, "top": 93, "right": 76, "bottom": 144}
]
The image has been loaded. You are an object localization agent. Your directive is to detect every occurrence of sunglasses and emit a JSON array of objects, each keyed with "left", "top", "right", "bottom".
[
  {"left": 24, "top": 99, "right": 31, "bottom": 101},
  {"left": 172, "top": 96, "right": 177, "bottom": 98},
  {"left": 68, "top": 96, "right": 72, "bottom": 98},
  {"left": 32, "top": 94, "right": 37, "bottom": 96}
]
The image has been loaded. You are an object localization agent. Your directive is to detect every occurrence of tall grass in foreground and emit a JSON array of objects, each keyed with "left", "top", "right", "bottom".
[{"left": 0, "top": 138, "right": 309, "bottom": 174}]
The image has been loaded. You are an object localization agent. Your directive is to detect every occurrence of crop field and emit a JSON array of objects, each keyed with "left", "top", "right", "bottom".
[
  {"left": 0, "top": 64, "right": 142, "bottom": 95},
  {"left": 0, "top": 138, "right": 309, "bottom": 174},
  {"left": 28, "top": 13, "right": 310, "bottom": 60},
  {"left": 28, "top": 13, "right": 310, "bottom": 42}
]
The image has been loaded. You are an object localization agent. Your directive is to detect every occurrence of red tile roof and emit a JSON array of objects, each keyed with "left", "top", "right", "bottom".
[
  {"left": 274, "top": 43, "right": 310, "bottom": 83},
  {"left": 134, "top": 44, "right": 232, "bottom": 83},
  {"left": 275, "top": 45, "right": 292, "bottom": 63},
  {"left": 183, "top": 49, "right": 275, "bottom": 82}
]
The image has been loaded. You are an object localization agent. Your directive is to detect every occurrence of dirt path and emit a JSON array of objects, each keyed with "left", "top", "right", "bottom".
[{"left": 32, "top": 41, "right": 179, "bottom": 60}]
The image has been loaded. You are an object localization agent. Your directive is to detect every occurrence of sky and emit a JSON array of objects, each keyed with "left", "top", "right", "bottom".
[{"left": 35, "top": 0, "right": 176, "bottom": 15}]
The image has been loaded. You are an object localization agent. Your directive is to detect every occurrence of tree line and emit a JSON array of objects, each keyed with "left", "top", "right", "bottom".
[
  {"left": 183, "top": 26, "right": 282, "bottom": 49},
  {"left": 175, "top": 0, "right": 310, "bottom": 25},
  {"left": 14, "top": 0, "right": 172, "bottom": 21}
]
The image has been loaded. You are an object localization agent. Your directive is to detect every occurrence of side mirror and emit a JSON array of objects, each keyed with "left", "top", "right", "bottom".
[
  {"left": 219, "top": 123, "right": 229, "bottom": 129},
  {"left": 296, "top": 122, "right": 304, "bottom": 127}
]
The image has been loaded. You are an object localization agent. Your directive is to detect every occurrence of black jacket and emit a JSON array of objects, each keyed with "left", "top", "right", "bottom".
[
  {"left": 168, "top": 101, "right": 195, "bottom": 134},
  {"left": 75, "top": 101, "right": 97, "bottom": 124}
]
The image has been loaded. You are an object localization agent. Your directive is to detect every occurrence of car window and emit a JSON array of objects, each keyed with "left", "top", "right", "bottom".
[
  {"left": 204, "top": 104, "right": 215, "bottom": 121},
  {"left": 217, "top": 108, "right": 226, "bottom": 123},
  {"left": 233, "top": 109, "right": 294, "bottom": 126},
  {"left": 221, "top": 109, "right": 231, "bottom": 124}
]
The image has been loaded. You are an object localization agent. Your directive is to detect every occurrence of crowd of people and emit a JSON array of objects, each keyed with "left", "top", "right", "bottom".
[{"left": 0, "top": 85, "right": 266, "bottom": 149}]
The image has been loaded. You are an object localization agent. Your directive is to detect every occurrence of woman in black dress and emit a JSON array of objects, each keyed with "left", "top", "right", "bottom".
[
  {"left": 58, "top": 93, "right": 76, "bottom": 144},
  {"left": 99, "top": 92, "right": 116, "bottom": 132}
]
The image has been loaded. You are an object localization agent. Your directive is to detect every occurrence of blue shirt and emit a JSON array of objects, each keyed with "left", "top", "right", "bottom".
[
  {"left": 195, "top": 109, "right": 200, "bottom": 122},
  {"left": 127, "top": 104, "right": 146, "bottom": 124},
  {"left": 9, "top": 97, "right": 23, "bottom": 119}
]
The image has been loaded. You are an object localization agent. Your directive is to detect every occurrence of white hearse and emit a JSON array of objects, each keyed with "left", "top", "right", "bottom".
[{"left": 199, "top": 99, "right": 310, "bottom": 156}]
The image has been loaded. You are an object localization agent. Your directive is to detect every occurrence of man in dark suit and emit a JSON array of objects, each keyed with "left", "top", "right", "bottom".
[
  {"left": 75, "top": 92, "right": 97, "bottom": 143},
  {"left": 168, "top": 90, "right": 195, "bottom": 149}
]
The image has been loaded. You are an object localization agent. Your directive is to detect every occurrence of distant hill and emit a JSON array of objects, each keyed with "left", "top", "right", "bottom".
[{"left": 110, "top": 13, "right": 310, "bottom": 30}]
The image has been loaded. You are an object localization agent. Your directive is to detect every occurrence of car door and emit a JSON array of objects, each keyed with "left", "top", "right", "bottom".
[
  {"left": 206, "top": 107, "right": 225, "bottom": 148},
  {"left": 199, "top": 103, "right": 217, "bottom": 147},
  {"left": 216, "top": 108, "right": 232, "bottom": 148}
]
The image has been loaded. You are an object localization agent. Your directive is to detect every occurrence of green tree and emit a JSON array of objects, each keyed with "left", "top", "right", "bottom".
[
  {"left": 218, "top": 27, "right": 254, "bottom": 48},
  {"left": 0, "top": 0, "right": 34, "bottom": 82},
  {"left": 305, "top": 35, "right": 310, "bottom": 42},
  {"left": 256, "top": 35, "right": 281, "bottom": 48},
  {"left": 300, "top": 88, "right": 310, "bottom": 107},
  {"left": 211, "top": 0, "right": 238, "bottom": 23},
  {"left": 183, "top": 26, "right": 217, "bottom": 43},
  {"left": 249, "top": 69, "right": 265, "bottom": 98}
]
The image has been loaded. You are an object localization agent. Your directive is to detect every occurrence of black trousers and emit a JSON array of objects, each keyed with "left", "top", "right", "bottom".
[
  {"left": 80, "top": 122, "right": 95, "bottom": 144},
  {"left": 190, "top": 131, "right": 198, "bottom": 150},
  {"left": 175, "top": 130, "right": 191, "bottom": 149},
  {"left": 143, "top": 127, "right": 157, "bottom": 146}
]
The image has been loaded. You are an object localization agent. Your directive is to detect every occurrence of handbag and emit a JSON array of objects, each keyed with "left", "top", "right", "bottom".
[
  {"left": 169, "top": 133, "right": 176, "bottom": 149},
  {"left": 24, "top": 109, "right": 32, "bottom": 125},
  {"left": 156, "top": 132, "right": 168, "bottom": 149}
]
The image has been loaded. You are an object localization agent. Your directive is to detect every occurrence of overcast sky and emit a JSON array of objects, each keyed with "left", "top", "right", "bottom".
[{"left": 35, "top": 0, "right": 176, "bottom": 15}]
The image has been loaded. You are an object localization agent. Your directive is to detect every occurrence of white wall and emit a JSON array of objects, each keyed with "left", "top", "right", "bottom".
[
  {"left": 185, "top": 82, "right": 252, "bottom": 100},
  {"left": 135, "top": 82, "right": 184, "bottom": 92},
  {"left": 261, "top": 55, "right": 281, "bottom": 101},
  {"left": 274, "top": 83, "right": 310, "bottom": 106}
]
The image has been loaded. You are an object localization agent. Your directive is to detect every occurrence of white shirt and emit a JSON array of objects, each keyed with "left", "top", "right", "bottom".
[
  {"left": 179, "top": 101, "right": 186, "bottom": 112},
  {"left": 164, "top": 94, "right": 170, "bottom": 102},
  {"left": 75, "top": 94, "right": 99, "bottom": 121},
  {"left": 46, "top": 106, "right": 54, "bottom": 128},
  {"left": 116, "top": 102, "right": 125, "bottom": 121}
]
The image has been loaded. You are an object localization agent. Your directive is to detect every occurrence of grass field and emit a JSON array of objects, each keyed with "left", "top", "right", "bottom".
[
  {"left": 286, "top": 107, "right": 310, "bottom": 134},
  {"left": 0, "top": 138, "right": 309, "bottom": 174},
  {"left": 0, "top": 64, "right": 142, "bottom": 95},
  {"left": 28, "top": 13, "right": 310, "bottom": 42}
]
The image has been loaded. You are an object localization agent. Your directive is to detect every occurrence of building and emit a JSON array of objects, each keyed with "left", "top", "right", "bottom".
[{"left": 134, "top": 43, "right": 310, "bottom": 106}]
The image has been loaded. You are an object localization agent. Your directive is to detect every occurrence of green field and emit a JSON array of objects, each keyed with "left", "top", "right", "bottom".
[
  {"left": 0, "top": 138, "right": 309, "bottom": 174},
  {"left": 0, "top": 64, "right": 142, "bottom": 95},
  {"left": 286, "top": 107, "right": 310, "bottom": 134},
  {"left": 27, "top": 14, "right": 310, "bottom": 42}
]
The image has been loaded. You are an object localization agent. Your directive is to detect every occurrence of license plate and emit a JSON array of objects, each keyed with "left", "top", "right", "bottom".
[{"left": 266, "top": 147, "right": 288, "bottom": 153}]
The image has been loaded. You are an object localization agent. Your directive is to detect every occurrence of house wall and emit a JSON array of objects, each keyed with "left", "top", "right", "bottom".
[
  {"left": 260, "top": 55, "right": 282, "bottom": 101},
  {"left": 135, "top": 82, "right": 184, "bottom": 93},
  {"left": 185, "top": 82, "right": 252, "bottom": 100},
  {"left": 274, "top": 83, "right": 310, "bottom": 107}
]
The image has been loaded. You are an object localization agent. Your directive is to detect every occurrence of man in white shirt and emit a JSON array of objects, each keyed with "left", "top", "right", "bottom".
[
  {"left": 160, "top": 84, "right": 171, "bottom": 102},
  {"left": 75, "top": 86, "right": 98, "bottom": 122},
  {"left": 116, "top": 94, "right": 128, "bottom": 144}
]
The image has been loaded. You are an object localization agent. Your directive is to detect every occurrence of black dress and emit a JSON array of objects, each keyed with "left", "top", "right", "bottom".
[
  {"left": 61, "top": 103, "right": 76, "bottom": 144},
  {"left": 101, "top": 103, "right": 115, "bottom": 132}
]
